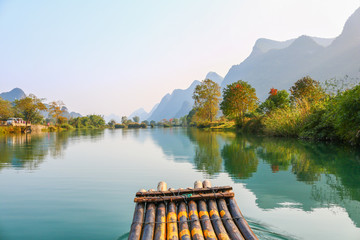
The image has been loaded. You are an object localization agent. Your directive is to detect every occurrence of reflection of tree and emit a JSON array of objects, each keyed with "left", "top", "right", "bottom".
[
  {"left": 221, "top": 135, "right": 259, "bottom": 179},
  {"left": 0, "top": 130, "right": 105, "bottom": 171},
  {"left": 0, "top": 134, "right": 47, "bottom": 170},
  {"left": 256, "top": 139, "right": 321, "bottom": 183},
  {"left": 298, "top": 142, "right": 360, "bottom": 202},
  {"left": 187, "top": 129, "right": 222, "bottom": 176}
]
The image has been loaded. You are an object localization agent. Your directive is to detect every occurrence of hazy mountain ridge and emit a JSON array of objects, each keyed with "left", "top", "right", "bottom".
[
  {"left": 0, "top": 88, "right": 26, "bottom": 102},
  {"left": 222, "top": 7, "right": 360, "bottom": 100},
  {"left": 136, "top": 7, "right": 359, "bottom": 120},
  {"left": 129, "top": 108, "right": 149, "bottom": 121},
  {"left": 147, "top": 80, "right": 201, "bottom": 121},
  {"left": 146, "top": 72, "right": 224, "bottom": 121},
  {"left": 0, "top": 88, "right": 82, "bottom": 119}
]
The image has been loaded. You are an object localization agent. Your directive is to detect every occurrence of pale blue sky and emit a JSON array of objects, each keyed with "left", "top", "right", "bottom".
[{"left": 1, "top": 0, "right": 359, "bottom": 117}]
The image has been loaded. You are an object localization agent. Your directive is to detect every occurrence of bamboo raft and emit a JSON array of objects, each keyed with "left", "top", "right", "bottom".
[{"left": 128, "top": 180, "right": 258, "bottom": 240}]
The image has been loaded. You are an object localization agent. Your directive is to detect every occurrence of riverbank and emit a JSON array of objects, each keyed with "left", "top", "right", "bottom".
[{"left": 0, "top": 125, "right": 48, "bottom": 134}]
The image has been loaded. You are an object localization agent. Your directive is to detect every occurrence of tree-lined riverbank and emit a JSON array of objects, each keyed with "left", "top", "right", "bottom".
[{"left": 184, "top": 76, "right": 360, "bottom": 146}]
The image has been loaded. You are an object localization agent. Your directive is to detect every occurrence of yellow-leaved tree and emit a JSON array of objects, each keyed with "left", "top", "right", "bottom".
[
  {"left": 192, "top": 79, "right": 221, "bottom": 122},
  {"left": 49, "top": 101, "right": 68, "bottom": 126}
]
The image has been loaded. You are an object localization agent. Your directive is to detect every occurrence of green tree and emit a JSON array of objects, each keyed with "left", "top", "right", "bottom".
[
  {"left": 121, "top": 116, "right": 128, "bottom": 124},
  {"left": 108, "top": 119, "right": 116, "bottom": 128},
  {"left": 290, "top": 76, "right": 325, "bottom": 103},
  {"left": 259, "top": 88, "right": 290, "bottom": 113},
  {"left": 0, "top": 97, "right": 14, "bottom": 120},
  {"left": 186, "top": 108, "right": 197, "bottom": 125},
  {"left": 141, "top": 120, "right": 149, "bottom": 126},
  {"left": 49, "top": 101, "right": 68, "bottom": 125},
  {"left": 69, "top": 117, "right": 83, "bottom": 128},
  {"left": 180, "top": 116, "right": 188, "bottom": 127},
  {"left": 192, "top": 79, "right": 221, "bottom": 122},
  {"left": 133, "top": 116, "right": 140, "bottom": 123},
  {"left": 88, "top": 115, "right": 105, "bottom": 127},
  {"left": 173, "top": 118, "right": 180, "bottom": 126},
  {"left": 14, "top": 94, "right": 47, "bottom": 125},
  {"left": 220, "top": 80, "right": 258, "bottom": 125}
]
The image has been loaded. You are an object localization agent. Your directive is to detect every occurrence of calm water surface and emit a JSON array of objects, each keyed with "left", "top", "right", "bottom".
[{"left": 0, "top": 128, "right": 360, "bottom": 239}]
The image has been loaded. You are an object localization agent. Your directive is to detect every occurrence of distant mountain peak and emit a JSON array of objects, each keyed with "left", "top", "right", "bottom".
[
  {"left": 253, "top": 38, "right": 295, "bottom": 54},
  {"left": 129, "top": 107, "right": 149, "bottom": 121},
  {"left": 288, "top": 35, "right": 321, "bottom": 49},
  {"left": 205, "top": 72, "right": 224, "bottom": 85},
  {"left": 0, "top": 87, "right": 26, "bottom": 101},
  {"left": 337, "top": 6, "right": 360, "bottom": 43},
  {"left": 222, "top": 7, "right": 360, "bottom": 101}
]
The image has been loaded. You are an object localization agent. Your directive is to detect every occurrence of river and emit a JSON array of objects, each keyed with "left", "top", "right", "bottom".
[{"left": 0, "top": 128, "right": 360, "bottom": 239}]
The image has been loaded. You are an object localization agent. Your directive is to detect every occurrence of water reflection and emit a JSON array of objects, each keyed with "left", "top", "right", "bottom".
[
  {"left": 187, "top": 129, "right": 223, "bottom": 176},
  {"left": 147, "top": 128, "right": 360, "bottom": 227},
  {"left": 0, "top": 130, "right": 104, "bottom": 171},
  {"left": 221, "top": 134, "right": 259, "bottom": 179}
]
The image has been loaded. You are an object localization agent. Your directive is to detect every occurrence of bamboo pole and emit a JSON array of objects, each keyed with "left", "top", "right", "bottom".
[
  {"left": 134, "top": 192, "right": 234, "bottom": 203},
  {"left": 154, "top": 203, "right": 166, "bottom": 240},
  {"left": 195, "top": 180, "right": 217, "bottom": 240},
  {"left": 128, "top": 202, "right": 145, "bottom": 240},
  {"left": 198, "top": 200, "right": 217, "bottom": 240},
  {"left": 227, "top": 198, "right": 258, "bottom": 240},
  {"left": 208, "top": 200, "right": 230, "bottom": 240},
  {"left": 157, "top": 182, "right": 167, "bottom": 191},
  {"left": 188, "top": 200, "right": 205, "bottom": 240},
  {"left": 141, "top": 203, "right": 156, "bottom": 240},
  {"left": 135, "top": 186, "right": 233, "bottom": 197},
  {"left": 217, "top": 199, "right": 244, "bottom": 240},
  {"left": 167, "top": 202, "right": 179, "bottom": 240},
  {"left": 203, "top": 180, "right": 230, "bottom": 240},
  {"left": 178, "top": 202, "right": 191, "bottom": 240}
]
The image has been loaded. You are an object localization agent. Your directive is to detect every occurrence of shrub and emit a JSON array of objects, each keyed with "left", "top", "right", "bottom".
[
  {"left": 128, "top": 123, "right": 141, "bottom": 128},
  {"left": 333, "top": 85, "right": 360, "bottom": 144},
  {"left": 48, "top": 126, "right": 57, "bottom": 132},
  {"left": 60, "top": 123, "right": 74, "bottom": 130},
  {"left": 262, "top": 100, "right": 310, "bottom": 137},
  {"left": 114, "top": 124, "right": 125, "bottom": 129}
]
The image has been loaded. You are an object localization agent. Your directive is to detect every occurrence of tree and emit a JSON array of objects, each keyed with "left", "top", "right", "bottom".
[
  {"left": 186, "top": 108, "right": 197, "bottom": 125},
  {"left": 49, "top": 101, "right": 68, "bottom": 125},
  {"left": 88, "top": 115, "right": 105, "bottom": 127},
  {"left": 14, "top": 94, "right": 47, "bottom": 125},
  {"left": 0, "top": 97, "right": 14, "bottom": 120},
  {"left": 108, "top": 119, "right": 116, "bottom": 128},
  {"left": 220, "top": 80, "right": 258, "bottom": 125},
  {"left": 121, "top": 116, "right": 128, "bottom": 124},
  {"left": 192, "top": 79, "right": 221, "bottom": 122},
  {"left": 69, "top": 117, "right": 83, "bottom": 128},
  {"left": 173, "top": 118, "right": 180, "bottom": 126},
  {"left": 133, "top": 116, "right": 140, "bottom": 123},
  {"left": 259, "top": 88, "right": 290, "bottom": 113},
  {"left": 290, "top": 76, "right": 325, "bottom": 103},
  {"left": 141, "top": 120, "right": 149, "bottom": 126}
]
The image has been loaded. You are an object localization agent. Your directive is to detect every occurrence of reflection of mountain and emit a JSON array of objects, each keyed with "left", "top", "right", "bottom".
[
  {"left": 148, "top": 128, "right": 231, "bottom": 175},
  {"left": 0, "top": 130, "right": 105, "bottom": 171},
  {"left": 146, "top": 128, "right": 195, "bottom": 162}
]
